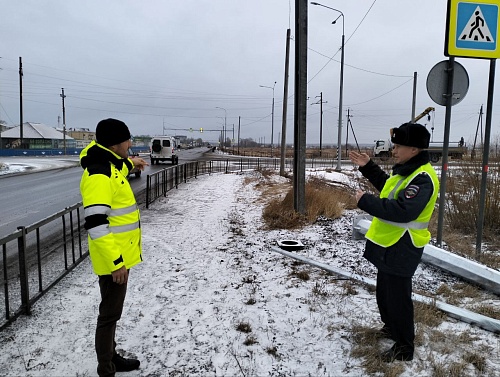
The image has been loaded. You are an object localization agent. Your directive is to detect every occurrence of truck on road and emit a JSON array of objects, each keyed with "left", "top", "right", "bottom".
[
  {"left": 373, "top": 140, "right": 467, "bottom": 162},
  {"left": 372, "top": 107, "right": 467, "bottom": 162}
]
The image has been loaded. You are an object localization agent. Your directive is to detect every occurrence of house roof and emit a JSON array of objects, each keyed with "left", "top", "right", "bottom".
[{"left": 0, "top": 122, "right": 74, "bottom": 140}]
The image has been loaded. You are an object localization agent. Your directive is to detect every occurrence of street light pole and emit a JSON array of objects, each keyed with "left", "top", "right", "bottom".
[
  {"left": 311, "top": 2, "right": 345, "bottom": 171},
  {"left": 215, "top": 106, "right": 227, "bottom": 149},
  {"left": 259, "top": 82, "right": 276, "bottom": 154}
]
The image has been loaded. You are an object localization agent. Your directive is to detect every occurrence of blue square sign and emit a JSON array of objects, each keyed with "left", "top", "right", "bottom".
[{"left": 456, "top": 2, "right": 498, "bottom": 51}]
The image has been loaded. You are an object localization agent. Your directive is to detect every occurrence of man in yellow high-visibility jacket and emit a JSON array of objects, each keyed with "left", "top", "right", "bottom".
[
  {"left": 80, "top": 118, "right": 147, "bottom": 377},
  {"left": 349, "top": 123, "right": 439, "bottom": 362}
]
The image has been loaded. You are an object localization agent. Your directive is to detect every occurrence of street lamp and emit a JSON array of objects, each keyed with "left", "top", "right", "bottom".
[
  {"left": 215, "top": 106, "right": 227, "bottom": 149},
  {"left": 259, "top": 82, "right": 277, "bottom": 152},
  {"left": 216, "top": 117, "right": 225, "bottom": 147},
  {"left": 311, "top": 2, "right": 345, "bottom": 171}
]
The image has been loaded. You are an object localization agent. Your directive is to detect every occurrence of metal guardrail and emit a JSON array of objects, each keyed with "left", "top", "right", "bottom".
[
  {"left": 0, "top": 203, "right": 86, "bottom": 330},
  {"left": 271, "top": 246, "right": 500, "bottom": 334}
]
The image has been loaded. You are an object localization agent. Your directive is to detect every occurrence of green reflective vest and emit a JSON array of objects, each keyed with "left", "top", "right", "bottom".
[{"left": 365, "top": 163, "right": 439, "bottom": 248}]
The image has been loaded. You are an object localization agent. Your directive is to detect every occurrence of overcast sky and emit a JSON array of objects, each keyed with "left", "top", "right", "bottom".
[{"left": 1, "top": 0, "right": 498, "bottom": 145}]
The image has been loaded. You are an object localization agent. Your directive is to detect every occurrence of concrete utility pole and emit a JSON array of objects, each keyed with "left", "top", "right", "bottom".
[
  {"left": 411, "top": 72, "right": 417, "bottom": 122},
  {"left": 313, "top": 92, "right": 327, "bottom": 156},
  {"left": 60, "top": 88, "right": 66, "bottom": 155},
  {"left": 19, "top": 57, "right": 23, "bottom": 148},
  {"left": 280, "top": 28, "right": 291, "bottom": 177},
  {"left": 238, "top": 116, "right": 241, "bottom": 155},
  {"left": 294, "top": 0, "right": 307, "bottom": 214}
]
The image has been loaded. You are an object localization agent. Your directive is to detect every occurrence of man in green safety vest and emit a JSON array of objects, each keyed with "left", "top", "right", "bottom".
[
  {"left": 349, "top": 123, "right": 439, "bottom": 362},
  {"left": 80, "top": 118, "right": 148, "bottom": 376}
]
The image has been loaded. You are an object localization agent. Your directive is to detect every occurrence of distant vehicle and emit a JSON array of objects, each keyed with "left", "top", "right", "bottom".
[
  {"left": 127, "top": 148, "right": 142, "bottom": 178},
  {"left": 373, "top": 140, "right": 467, "bottom": 162},
  {"left": 372, "top": 106, "right": 467, "bottom": 162},
  {"left": 373, "top": 139, "right": 393, "bottom": 159},
  {"left": 150, "top": 136, "right": 179, "bottom": 165}
]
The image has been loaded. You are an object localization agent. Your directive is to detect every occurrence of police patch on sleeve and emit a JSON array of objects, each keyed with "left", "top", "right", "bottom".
[{"left": 404, "top": 185, "right": 420, "bottom": 199}]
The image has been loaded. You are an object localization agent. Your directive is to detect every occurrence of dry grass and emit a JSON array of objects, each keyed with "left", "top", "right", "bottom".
[
  {"left": 266, "top": 346, "right": 280, "bottom": 360},
  {"left": 442, "top": 161, "right": 500, "bottom": 266},
  {"left": 244, "top": 297, "right": 256, "bottom": 305},
  {"left": 235, "top": 322, "right": 252, "bottom": 333},
  {"left": 243, "top": 335, "right": 259, "bottom": 346},
  {"left": 434, "top": 282, "right": 485, "bottom": 307},
  {"left": 474, "top": 303, "right": 500, "bottom": 320},
  {"left": 290, "top": 269, "right": 310, "bottom": 281},
  {"left": 349, "top": 302, "right": 447, "bottom": 376},
  {"left": 413, "top": 301, "right": 446, "bottom": 328},
  {"left": 311, "top": 281, "right": 330, "bottom": 297},
  {"left": 262, "top": 176, "right": 357, "bottom": 229},
  {"left": 349, "top": 302, "right": 490, "bottom": 377},
  {"left": 350, "top": 325, "right": 405, "bottom": 376}
]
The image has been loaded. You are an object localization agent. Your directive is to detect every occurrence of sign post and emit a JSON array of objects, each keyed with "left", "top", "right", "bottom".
[{"left": 444, "top": 0, "right": 498, "bottom": 256}]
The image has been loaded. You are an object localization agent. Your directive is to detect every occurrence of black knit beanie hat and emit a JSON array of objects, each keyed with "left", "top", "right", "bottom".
[
  {"left": 390, "top": 123, "right": 430, "bottom": 149},
  {"left": 96, "top": 118, "right": 131, "bottom": 147}
]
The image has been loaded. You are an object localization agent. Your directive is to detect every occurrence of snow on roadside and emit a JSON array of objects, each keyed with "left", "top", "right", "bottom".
[
  {"left": 0, "top": 157, "right": 79, "bottom": 175},
  {"left": 0, "top": 171, "right": 499, "bottom": 376}
]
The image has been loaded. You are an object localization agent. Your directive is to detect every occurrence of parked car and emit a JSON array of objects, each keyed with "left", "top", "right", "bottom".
[
  {"left": 127, "top": 148, "right": 142, "bottom": 178},
  {"left": 150, "top": 136, "right": 179, "bottom": 165}
]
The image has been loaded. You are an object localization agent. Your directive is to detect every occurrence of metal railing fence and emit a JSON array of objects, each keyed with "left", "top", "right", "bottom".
[
  {"left": 0, "top": 203, "right": 85, "bottom": 330},
  {"left": 145, "top": 157, "right": 341, "bottom": 207}
]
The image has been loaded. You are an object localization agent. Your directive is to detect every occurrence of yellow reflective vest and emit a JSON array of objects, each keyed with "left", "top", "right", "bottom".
[
  {"left": 80, "top": 141, "right": 142, "bottom": 275},
  {"left": 365, "top": 163, "right": 439, "bottom": 248}
]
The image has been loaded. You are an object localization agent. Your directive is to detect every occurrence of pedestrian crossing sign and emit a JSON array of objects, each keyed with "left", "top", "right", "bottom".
[{"left": 446, "top": 0, "right": 500, "bottom": 58}]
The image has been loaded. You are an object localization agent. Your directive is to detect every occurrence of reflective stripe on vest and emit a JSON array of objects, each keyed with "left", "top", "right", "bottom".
[
  {"left": 387, "top": 179, "right": 405, "bottom": 200},
  {"left": 84, "top": 205, "right": 110, "bottom": 217},
  {"left": 378, "top": 219, "right": 429, "bottom": 229},
  {"left": 109, "top": 221, "right": 140, "bottom": 234},
  {"left": 109, "top": 204, "right": 138, "bottom": 217},
  {"left": 88, "top": 224, "right": 111, "bottom": 240}
]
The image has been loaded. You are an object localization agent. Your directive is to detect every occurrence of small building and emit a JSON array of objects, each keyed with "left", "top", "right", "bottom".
[
  {"left": 0, "top": 122, "right": 75, "bottom": 150},
  {"left": 65, "top": 127, "right": 95, "bottom": 148}
]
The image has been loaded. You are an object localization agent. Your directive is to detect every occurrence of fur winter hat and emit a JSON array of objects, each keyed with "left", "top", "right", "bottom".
[
  {"left": 96, "top": 118, "right": 131, "bottom": 147},
  {"left": 390, "top": 123, "right": 430, "bottom": 149}
]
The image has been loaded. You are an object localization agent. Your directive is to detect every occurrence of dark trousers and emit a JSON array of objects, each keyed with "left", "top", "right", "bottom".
[
  {"left": 96, "top": 274, "right": 128, "bottom": 377},
  {"left": 376, "top": 270, "right": 414, "bottom": 353}
]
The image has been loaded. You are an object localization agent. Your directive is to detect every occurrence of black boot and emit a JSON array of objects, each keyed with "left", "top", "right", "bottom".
[
  {"left": 376, "top": 326, "right": 395, "bottom": 341},
  {"left": 380, "top": 345, "right": 413, "bottom": 362},
  {"left": 112, "top": 353, "right": 140, "bottom": 372}
]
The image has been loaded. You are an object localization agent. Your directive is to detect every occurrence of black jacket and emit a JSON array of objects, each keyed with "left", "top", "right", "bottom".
[{"left": 357, "top": 151, "right": 435, "bottom": 277}]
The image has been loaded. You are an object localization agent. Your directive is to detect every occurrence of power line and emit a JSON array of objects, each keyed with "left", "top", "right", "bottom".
[
  {"left": 308, "top": 0, "right": 379, "bottom": 83},
  {"left": 307, "top": 46, "right": 412, "bottom": 78},
  {"left": 346, "top": 77, "right": 414, "bottom": 106}
]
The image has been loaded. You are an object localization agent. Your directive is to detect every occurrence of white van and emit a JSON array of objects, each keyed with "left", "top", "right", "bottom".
[{"left": 150, "top": 136, "right": 179, "bottom": 165}]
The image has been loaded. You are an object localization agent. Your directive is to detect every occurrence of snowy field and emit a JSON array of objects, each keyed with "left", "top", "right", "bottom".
[{"left": 0, "top": 160, "right": 499, "bottom": 376}]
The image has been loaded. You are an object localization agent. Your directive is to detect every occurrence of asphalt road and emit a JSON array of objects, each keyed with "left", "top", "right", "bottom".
[{"left": 0, "top": 147, "right": 215, "bottom": 239}]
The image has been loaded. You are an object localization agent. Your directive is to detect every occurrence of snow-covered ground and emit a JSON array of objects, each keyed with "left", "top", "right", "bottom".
[
  {"left": 0, "top": 156, "right": 79, "bottom": 175},
  {"left": 0, "top": 159, "right": 499, "bottom": 376}
]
